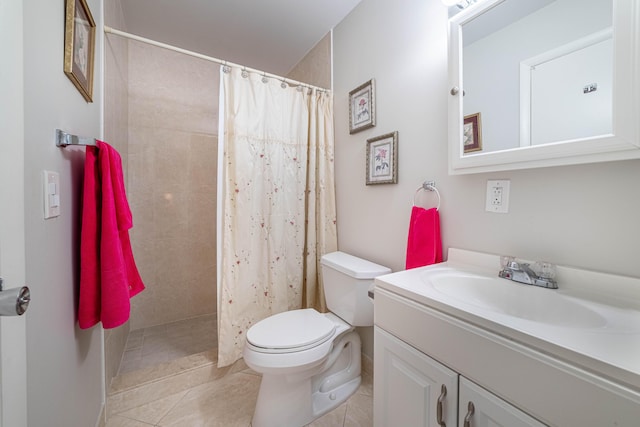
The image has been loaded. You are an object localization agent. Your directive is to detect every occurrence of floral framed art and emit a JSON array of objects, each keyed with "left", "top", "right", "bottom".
[
  {"left": 463, "top": 112, "right": 483, "bottom": 153},
  {"left": 366, "top": 131, "right": 398, "bottom": 185},
  {"left": 349, "top": 79, "right": 376, "bottom": 134},
  {"left": 64, "top": 0, "right": 96, "bottom": 102}
]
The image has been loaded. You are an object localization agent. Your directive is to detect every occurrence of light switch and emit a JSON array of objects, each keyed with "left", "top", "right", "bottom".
[{"left": 43, "top": 171, "right": 61, "bottom": 219}]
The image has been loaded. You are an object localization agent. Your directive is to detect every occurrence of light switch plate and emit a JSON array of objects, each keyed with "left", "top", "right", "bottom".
[
  {"left": 43, "top": 170, "right": 60, "bottom": 219},
  {"left": 486, "top": 179, "right": 510, "bottom": 213}
]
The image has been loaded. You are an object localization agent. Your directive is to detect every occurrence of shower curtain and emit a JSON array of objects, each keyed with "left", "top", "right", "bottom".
[{"left": 217, "top": 67, "right": 337, "bottom": 367}]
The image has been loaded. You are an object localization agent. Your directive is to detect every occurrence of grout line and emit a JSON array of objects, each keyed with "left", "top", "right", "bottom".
[
  {"left": 153, "top": 390, "right": 190, "bottom": 426},
  {"left": 342, "top": 403, "right": 348, "bottom": 427}
]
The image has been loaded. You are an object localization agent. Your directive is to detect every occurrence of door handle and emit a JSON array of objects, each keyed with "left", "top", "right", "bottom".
[{"left": 0, "top": 278, "right": 31, "bottom": 316}]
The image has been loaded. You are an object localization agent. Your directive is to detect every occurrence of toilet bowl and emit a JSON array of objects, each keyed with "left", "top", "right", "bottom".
[{"left": 243, "top": 251, "right": 390, "bottom": 427}]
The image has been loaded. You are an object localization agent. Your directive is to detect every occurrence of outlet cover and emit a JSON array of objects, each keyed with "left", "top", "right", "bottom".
[{"left": 486, "top": 180, "right": 510, "bottom": 213}]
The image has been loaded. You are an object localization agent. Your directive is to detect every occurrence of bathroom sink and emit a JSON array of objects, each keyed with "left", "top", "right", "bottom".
[
  {"left": 375, "top": 248, "right": 640, "bottom": 397},
  {"left": 422, "top": 268, "right": 607, "bottom": 328}
]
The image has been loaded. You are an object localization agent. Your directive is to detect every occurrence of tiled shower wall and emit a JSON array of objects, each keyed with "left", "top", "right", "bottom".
[
  {"left": 123, "top": 30, "right": 330, "bottom": 331},
  {"left": 286, "top": 32, "right": 332, "bottom": 90},
  {"left": 127, "top": 40, "right": 219, "bottom": 330}
]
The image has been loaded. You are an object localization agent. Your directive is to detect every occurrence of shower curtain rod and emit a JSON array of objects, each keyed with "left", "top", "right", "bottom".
[{"left": 104, "top": 26, "right": 330, "bottom": 91}]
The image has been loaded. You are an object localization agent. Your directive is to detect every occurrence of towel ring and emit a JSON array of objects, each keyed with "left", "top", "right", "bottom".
[{"left": 413, "top": 180, "right": 441, "bottom": 210}]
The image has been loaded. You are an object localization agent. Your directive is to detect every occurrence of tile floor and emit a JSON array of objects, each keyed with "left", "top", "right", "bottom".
[
  {"left": 119, "top": 315, "right": 217, "bottom": 374},
  {"left": 107, "top": 317, "right": 373, "bottom": 427}
]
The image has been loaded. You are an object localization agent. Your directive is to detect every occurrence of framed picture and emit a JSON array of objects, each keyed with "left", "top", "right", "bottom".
[
  {"left": 349, "top": 79, "right": 376, "bottom": 134},
  {"left": 366, "top": 132, "right": 398, "bottom": 185},
  {"left": 463, "top": 112, "right": 482, "bottom": 153},
  {"left": 64, "top": 0, "right": 96, "bottom": 102}
]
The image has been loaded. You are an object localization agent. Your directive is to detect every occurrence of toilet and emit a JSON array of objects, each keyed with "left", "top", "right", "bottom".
[{"left": 243, "top": 251, "right": 391, "bottom": 427}]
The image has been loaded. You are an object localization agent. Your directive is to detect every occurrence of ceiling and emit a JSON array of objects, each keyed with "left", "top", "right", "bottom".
[{"left": 119, "top": 0, "right": 362, "bottom": 77}]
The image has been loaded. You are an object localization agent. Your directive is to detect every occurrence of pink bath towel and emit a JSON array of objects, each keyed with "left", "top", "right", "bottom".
[
  {"left": 79, "top": 141, "right": 145, "bottom": 329},
  {"left": 405, "top": 206, "right": 442, "bottom": 270}
]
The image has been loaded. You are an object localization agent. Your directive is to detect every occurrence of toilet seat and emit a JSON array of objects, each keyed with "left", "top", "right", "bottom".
[{"left": 247, "top": 309, "right": 336, "bottom": 354}]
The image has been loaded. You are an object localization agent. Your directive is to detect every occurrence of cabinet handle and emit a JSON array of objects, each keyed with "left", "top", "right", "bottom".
[
  {"left": 463, "top": 401, "right": 475, "bottom": 427},
  {"left": 436, "top": 384, "right": 447, "bottom": 427}
]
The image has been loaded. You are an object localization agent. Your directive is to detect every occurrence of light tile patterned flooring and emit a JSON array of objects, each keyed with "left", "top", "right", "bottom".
[
  {"left": 119, "top": 315, "right": 217, "bottom": 374},
  {"left": 107, "top": 316, "right": 373, "bottom": 427}
]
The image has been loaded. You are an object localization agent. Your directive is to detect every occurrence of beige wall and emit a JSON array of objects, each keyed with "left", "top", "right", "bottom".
[
  {"left": 104, "top": 0, "right": 130, "bottom": 391},
  {"left": 334, "top": 0, "right": 640, "bottom": 356},
  {"left": 287, "top": 33, "right": 332, "bottom": 89},
  {"left": 127, "top": 41, "right": 219, "bottom": 330},
  {"left": 23, "top": 0, "right": 104, "bottom": 425}
]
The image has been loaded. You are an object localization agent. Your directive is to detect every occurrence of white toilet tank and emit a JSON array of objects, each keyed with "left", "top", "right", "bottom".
[{"left": 320, "top": 252, "right": 391, "bottom": 327}]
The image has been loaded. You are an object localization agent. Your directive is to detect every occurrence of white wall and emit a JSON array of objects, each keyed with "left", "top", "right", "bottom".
[
  {"left": 0, "top": 0, "right": 27, "bottom": 424},
  {"left": 333, "top": 0, "right": 640, "bottom": 357},
  {"left": 23, "top": 0, "right": 105, "bottom": 425}
]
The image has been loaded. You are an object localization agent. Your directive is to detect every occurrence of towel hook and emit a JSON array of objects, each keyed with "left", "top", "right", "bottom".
[{"left": 413, "top": 180, "right": 441, "bottom": 210}]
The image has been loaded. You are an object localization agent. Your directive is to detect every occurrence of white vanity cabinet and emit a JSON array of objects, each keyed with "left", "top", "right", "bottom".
[
  {"left": 374, "top": 327, "right": 458, "bottom": 427},
  {"left": 373, "top": 280, "right": 640, "bottom": 426},
  {"left": 374, "top": 327, "right": 544, "bottom": 427},
  {"left": 458, "top": 377, "right": 544, "bottom": 427}
]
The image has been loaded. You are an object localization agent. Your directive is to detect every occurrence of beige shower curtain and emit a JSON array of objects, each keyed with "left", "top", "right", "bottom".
[{"left": 217, "top": 67, "right": 337, "bottom": 367}]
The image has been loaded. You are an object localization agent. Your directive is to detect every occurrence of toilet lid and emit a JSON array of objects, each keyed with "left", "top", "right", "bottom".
[{"left": 247, "top": 309, "right": 336, "bottom": 351}]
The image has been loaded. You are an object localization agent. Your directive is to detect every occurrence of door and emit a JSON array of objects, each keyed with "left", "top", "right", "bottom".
[
  {"left": 374, "top": 327, "right": 458, "bottom": 427},
  {"left": 458, "top": 377, "right": 546, "bottom": 427},
  {"left": 0, "top": 0, "right": 29, "bottom": 425}
]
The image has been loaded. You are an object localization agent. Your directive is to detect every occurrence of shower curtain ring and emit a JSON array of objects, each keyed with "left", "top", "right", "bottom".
[
  {"left": 241, "top": 67, "right": 249, "bottom": 78},
  {"left": 222, "top": 61, "right": 231, "bottom": 74},
  {"left": 280, "top": 80, "right": 288, "bottom": 89},
  {"left": 262, "top": 73, "right": 269, "bottom": 84}
]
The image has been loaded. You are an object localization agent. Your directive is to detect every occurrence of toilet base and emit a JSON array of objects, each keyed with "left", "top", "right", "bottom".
[
  {"left": 251, "top": 331, "right": 362, "bottom": 427},
  {"left": 312, "top": 376, "right": 361, "bottom": 418}
]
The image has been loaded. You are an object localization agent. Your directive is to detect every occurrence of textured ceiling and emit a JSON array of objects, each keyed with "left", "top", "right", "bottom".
[{"left": 119, "top": 0, "right": 362, "bottom": 76}]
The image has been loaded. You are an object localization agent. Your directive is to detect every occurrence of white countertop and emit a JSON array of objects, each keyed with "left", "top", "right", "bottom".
[{"left": 374, "top": 248, "right": 640, "bottom": 392}]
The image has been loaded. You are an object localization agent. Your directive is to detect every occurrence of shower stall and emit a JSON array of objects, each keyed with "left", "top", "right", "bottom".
[
  {"left": 104, "top": 30, "right": 219, "bottom": 385},
  {"left": 103, "top": 4, "right": 332, "bottom": 390}
]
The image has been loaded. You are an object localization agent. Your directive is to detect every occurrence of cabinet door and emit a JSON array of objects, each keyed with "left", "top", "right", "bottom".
[
  {"left": 374, "top": 327, "right": 458, "bottom": 427},
  {"left": 458, "top": 377, "right": 546, "bottom": 427}
]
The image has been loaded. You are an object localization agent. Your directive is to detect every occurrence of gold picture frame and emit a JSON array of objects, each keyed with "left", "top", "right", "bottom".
[{"left": 64, "top": 0, "right": 96, "bottom": 102}]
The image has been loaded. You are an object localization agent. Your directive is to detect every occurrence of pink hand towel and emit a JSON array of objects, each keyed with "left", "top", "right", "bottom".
[
  {"left": 405, "top": 206, "right": 443, "bottom": 270},
  {"left": 79, "top": 141, "right": 145, "bottom": 329}
]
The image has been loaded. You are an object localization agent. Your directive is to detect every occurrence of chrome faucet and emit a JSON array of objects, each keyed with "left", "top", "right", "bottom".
[{"left": 498, "top": 257, "right": 558, "bottom": 289}]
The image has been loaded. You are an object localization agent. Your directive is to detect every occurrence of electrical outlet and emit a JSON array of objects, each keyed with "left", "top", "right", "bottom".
[
  {"left": 491, "top": 186, "right": 503, "bottom": 205},
  {"left": 486, "top": 180, "right": 510, "bottom": 213}
]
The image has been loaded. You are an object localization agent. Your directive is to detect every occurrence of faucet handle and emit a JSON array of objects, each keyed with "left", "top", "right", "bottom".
[
  {"left": 500, "top": 255, "right": 515, "bottom": 269},
  {"left": 532, "top": 261, "right": 556, "bottom": 279}
]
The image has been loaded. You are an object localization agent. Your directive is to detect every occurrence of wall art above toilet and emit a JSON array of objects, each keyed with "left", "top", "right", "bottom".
[
  {"left": 366, "top": 131, "right": 398, "bottom": 185},
  {"left": 349, "top": 79, "right": 376, "bottom": 134}
]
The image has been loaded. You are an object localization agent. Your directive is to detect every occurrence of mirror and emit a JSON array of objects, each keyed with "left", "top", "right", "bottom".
[{"left": 448, "top": 0, "right": 640, "bottom": 174}]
